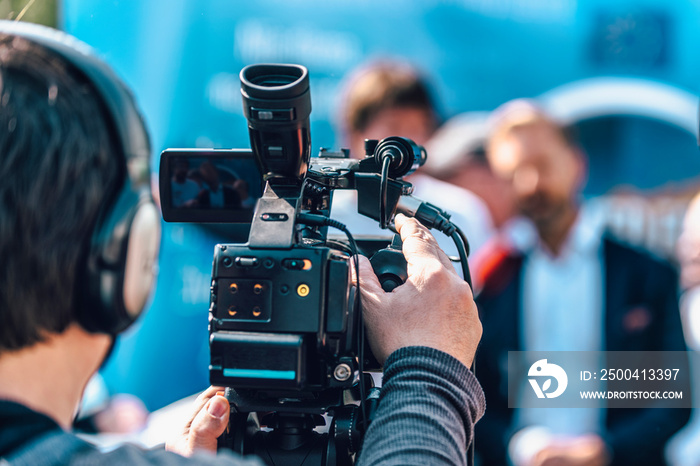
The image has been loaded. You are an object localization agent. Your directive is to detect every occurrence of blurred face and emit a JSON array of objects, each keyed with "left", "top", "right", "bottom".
[
  {"left": 350, "top": 106, "right": 434, "bottom": 159},
  {"left": 199, "top": 162, "right": 219, "bottom": 187},
  {"left": 488, "top": 121, "right": 582, "bottom": 230}
]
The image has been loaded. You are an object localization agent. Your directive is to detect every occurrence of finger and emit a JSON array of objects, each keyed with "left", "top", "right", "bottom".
[
  {"left": 395, "top": 214, "right": 440, "bottom": 259},
  {"left": 353, "top": 254, "right": 385, "bottom": 297},
  {"left": 187, "top": 395, "right": 230, "bottom": 454},
  {"left": 395, "top": 214, "right": 452, "bottom": 272}
]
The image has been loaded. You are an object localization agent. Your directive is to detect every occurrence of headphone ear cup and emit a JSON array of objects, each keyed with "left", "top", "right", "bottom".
[
  {"left": 77, "top": 187, "right": 159, "bottom": 335},
  {"left": 122, "top": 200, "right": 161, "bottom": 320}
]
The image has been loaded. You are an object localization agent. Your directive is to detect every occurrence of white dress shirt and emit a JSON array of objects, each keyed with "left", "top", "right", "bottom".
[{"left": 507, "top": 203, "right": 608, "bottom": 465}]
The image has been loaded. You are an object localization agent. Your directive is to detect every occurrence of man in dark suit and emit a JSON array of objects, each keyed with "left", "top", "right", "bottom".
[{"left": 474, "top": 100, "right": 690, "bottom": 466}]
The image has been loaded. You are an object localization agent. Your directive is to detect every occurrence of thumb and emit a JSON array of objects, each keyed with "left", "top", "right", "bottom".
[{"left": 187, "top": 395, "right": 229, "bottom": 454}]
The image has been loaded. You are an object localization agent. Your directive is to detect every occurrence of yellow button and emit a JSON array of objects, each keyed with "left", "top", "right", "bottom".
[{"left": 297, "top": 284, "right": 310, "bottom": 297}]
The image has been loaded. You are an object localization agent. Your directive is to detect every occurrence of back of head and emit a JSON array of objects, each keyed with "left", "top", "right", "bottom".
[{"left": 0, "top": 22, "right": 157, "bottom": 353}]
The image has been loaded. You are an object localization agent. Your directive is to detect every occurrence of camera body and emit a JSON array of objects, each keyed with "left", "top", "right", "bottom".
[
  {"left": 208, "top": 242, "right": 357, "bottom": 392},
  {"left": 157, "top": 63, "right": 473, "bottom": 463}
]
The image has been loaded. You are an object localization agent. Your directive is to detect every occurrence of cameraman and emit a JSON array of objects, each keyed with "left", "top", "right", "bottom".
[{"left": 0, "top": 23, "right": 484, "bottom": 466}]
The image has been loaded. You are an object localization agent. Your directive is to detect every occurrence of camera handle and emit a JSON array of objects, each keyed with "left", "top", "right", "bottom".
[{"left": 369, "top": 234, "right": 407, "bottom": 292}]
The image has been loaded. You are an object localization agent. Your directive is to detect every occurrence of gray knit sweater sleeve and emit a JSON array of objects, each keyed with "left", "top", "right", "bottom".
[{"left": 356, "top": 346, "right": 486, "bottom": 466}]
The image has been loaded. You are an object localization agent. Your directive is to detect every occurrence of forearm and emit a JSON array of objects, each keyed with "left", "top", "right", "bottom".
[{"left": 357, "top": 346, "right": 485, "bottom": 466}]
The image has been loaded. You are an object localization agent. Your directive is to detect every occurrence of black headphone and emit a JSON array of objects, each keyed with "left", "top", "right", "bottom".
[{"left": 0, "top": 20, "right": 161, "bottom": 335}]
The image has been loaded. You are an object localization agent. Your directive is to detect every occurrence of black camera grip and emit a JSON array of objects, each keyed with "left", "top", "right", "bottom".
[{"left": 369, "top": 235, "right": 407, "bottom": 292}]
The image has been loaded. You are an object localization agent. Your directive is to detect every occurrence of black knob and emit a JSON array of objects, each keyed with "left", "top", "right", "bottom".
[{"left": 369, "top": 235, "right": 407, "bottom": 292}]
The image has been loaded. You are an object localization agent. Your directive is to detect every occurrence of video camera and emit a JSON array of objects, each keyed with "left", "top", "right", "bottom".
[{"left": 159, "top": 63, "right": 471, "bottom": 465}]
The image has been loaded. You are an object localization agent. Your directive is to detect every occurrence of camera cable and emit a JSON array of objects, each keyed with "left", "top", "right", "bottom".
[{"left": 379, "top": 156, "right": 392, "bottom": 230}]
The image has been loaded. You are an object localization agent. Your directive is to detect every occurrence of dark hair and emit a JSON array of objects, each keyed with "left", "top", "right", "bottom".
[
  {"left": 340, "top": 60, "right": 439, "bottom": 135},
  {"left": 0, "top": 34, "right": 121, "bottom": 351}
]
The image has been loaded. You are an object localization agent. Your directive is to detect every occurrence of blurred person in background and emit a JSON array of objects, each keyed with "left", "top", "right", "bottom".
[
  {"left": 667, "top": 193, "right": 700, "bottom": 466},
  {"left": 170, "top": 157, "right": 202, "bottom": 207},
  {"left": 339, "top": 59, "right": 438, "bottom": 161},
  {"left": 331, "top": 59, "right": 494, "bottom": 261},
  {"left": 474, "top": 99, "right": 690, "bottom": 466}
]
